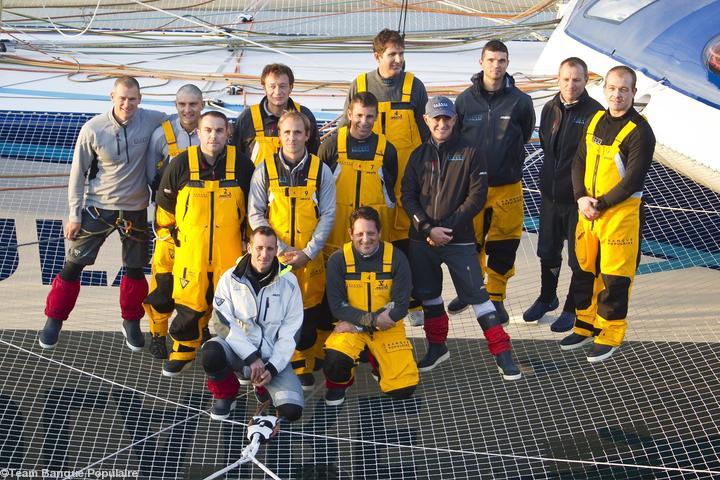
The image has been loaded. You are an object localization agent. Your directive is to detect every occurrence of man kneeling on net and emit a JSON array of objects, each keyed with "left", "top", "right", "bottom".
[
  {"left": 201, "top": 226, "right": 304, "bottom": 422},
  {"left": 323, "top": 206, "right": 419, "bottom": 406}
]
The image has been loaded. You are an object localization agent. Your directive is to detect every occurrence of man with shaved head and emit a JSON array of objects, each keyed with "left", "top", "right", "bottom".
[{"left": 39, "top": 76, "right": 166, "bottom": 352}]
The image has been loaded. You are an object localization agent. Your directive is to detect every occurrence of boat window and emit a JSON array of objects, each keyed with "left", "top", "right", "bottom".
[{"left": 586, "top": 0, "right": 656, "bottom": 23}]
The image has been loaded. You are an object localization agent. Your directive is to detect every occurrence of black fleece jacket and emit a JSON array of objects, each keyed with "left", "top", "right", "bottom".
[
  {"left": 401, "top": 133, "right": 488, "bottom": 244},
  {"left": 539, "top": 90, "right": 603, "bottom": 204},
  {"left": 455, "top": 72, "right": 535, "bottom": 186}
]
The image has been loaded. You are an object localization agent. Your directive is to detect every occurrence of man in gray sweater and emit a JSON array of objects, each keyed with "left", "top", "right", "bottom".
[{"left": 39, "top": 76, "right": 166, "bottom": 351}]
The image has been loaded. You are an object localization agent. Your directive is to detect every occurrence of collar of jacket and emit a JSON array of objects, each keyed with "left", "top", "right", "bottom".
[
  {"left": 278, "top": 149, "right": 309, "bottom": 171},
  {"left": 605, "top": 106, "right": 638, "bottom": 123},
  {"left": 261, "top": 96, "right": 299, "bottom": 118},
  {"left": 199, "top": 146, "right": 227, "bottom": 169},
  {"left": 107, "top": 108, "right": 138, "bottom": 128},
  {"left": 554, "top": 89, "right": 592, "bottom": 110},
  {"left": 373, "top": 68, "right": 402, "bottom": 86},
  {"left": 429, "top": 130, "right": 462, "bottom": 151},
  {"left": 232, "top": 254, "right": 282, "bottom": 286},
  {"left": 470, "top": 71, "right": 515, "bottom": 95}
]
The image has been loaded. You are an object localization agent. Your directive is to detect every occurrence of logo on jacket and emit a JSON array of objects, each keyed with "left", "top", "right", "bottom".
[
  {"left": 465, "top": 114, "right": 483, "bottom": 124},
  {"left": 180, "top": 278, "right": 189, "bottom": 289},
  {"left": 448, "top": 154, "right": 464, "bottom": 162},
  {"left": 350, "top": 144, "right": 371, "bottom": 154},
  {"left": 215, "top": 297, "right": 225, "bottom": 306}
]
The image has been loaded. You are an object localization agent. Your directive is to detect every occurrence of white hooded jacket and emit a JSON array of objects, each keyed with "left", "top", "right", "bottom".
[{"left": 213, "top": 255, "right": 303, "bottom": 374}]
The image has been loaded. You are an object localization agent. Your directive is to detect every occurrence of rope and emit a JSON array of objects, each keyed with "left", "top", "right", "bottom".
[
  {"left": 279, "top": 430, "right": 720, "bottom": 476},
  {"left": 62, "top": 411, "right": 205, "bottom": 480},
  {"left": 42, "top": 0, "right": 102, "bottom": 38},
  {"left": 2, "top": 334, "right": 718, "bottom": 476}
]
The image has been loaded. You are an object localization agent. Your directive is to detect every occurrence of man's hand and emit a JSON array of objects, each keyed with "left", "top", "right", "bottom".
[
  {"left": 64, "top": 220, "right": 81, "bottom": 240},
  {"left": 249, "top": 358, "right": 267, "bottom": 385},
  {"left": 282, "top": 250, "right": 311, "bottom": 270},
  {"left": 375, "top": 309, "right": 395, "bottom": 331},
  {"left": 334, "top": 321, "right": 358, "bottom": 333},
  {"left": 427, "top": 227, "right": 453, "bottom": 247},
  {"left": 578, "top": 196, "right": 600, "bottom": 221}
]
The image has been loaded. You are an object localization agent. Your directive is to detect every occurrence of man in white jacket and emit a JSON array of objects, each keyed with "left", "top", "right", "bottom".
[{"left": 200, "top": 226, "right": 305, "bottom": 421}]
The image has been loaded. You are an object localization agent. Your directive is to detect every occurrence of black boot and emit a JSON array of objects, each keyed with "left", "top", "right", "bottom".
[{"left": 417, "top": 343, "right": 449, "bottom": 372}]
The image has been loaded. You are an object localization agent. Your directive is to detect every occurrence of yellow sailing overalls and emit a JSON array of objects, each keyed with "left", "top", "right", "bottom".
[
  {"left": 573, "top": 111, "right": 641, "bottom": 347},
  {"left": 265, "top": 154, "right": 327, "bottom": 374},
  {"left": 473, "top": 182, "right": 524, "bottom": 301},
  {"left": 249, "top": 100, "right": 301, "bottom": 166},
  {"left": 324, "top": 127, "right": 395, "bottom": 255},
  {"left": 357, "top": 72, "right": 421, "bottom": 241},
  {"left": 145, "top": 120, "right": 183, "bottom": 337},
  {"left": 325, "top": 242, "right": 419, "bottom": 393},
  {"left": 161, "top": 146, "right": 246, "bottom": 361}
]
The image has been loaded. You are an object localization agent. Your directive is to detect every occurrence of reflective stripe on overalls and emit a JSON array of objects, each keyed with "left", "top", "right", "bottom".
[
  {"left": 574, "top": 111, "right": 641, "bottom": 347},
  {"left": 249, "top": 100, "right": 301, "bottom": 166},
  {"left": 265, "top": 154, "right": 325, "bottom": 309},
  {"left": 324, "top": 241, "right": 418, "bottom": 393},
  {"left": 325, "top": 127, "right": 394, "bottom": 253},
  {"left": 169, "top": 146, "right": 246, "bottom": 360},
  {"left": 357, "top": 73, "right": 420, "bottom": 240}
]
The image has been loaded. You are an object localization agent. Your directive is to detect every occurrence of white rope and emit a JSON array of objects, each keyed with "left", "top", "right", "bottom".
[
  {"left": 127, "top": 0, "right": 307, "bottom": 65},
  {"left": 3, "top": 337, "right": 717, "bottom": 476},
  {"left": 203, "top": 435, "right": 282, "bottom": 480},
  {"left": 280, "top": 430, "right": 720, "bottom": 476},
  {"left": 42, "top": 0, "right": 102, "bottom": 38},
  {"left": 0, "top": 338, "right": 208, "bottom": 413}
]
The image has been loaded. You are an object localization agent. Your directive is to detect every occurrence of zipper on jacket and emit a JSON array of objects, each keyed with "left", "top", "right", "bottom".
[
  {"left": 591, "top": 151, "right": 600, "bottom": 199},
  {"left": 116, "top": 133, "right": 120, "bottom": 156},
  {"left": 123, "top": 126, "right": 130, "bottom": 163},
  {"left": 290, "top": 197, "right": 296, "bottom": 246},
  {"left": 354, "top": 171, "right": 362, "bottom": 209},
  {"left": 432, "top": 148, "right": 442, "bottom": 221},
  {"left": 256, "top": 290, "right": 267, "bottom": 355},
  {"left": 590, "top": 150, "right": 601, "bottom": 231},
  {"left": 366, "top": 281, "right": 372, "bottom": 312},
  {"left": 208, "top": 191, "right": 215, "bottom": 263}
]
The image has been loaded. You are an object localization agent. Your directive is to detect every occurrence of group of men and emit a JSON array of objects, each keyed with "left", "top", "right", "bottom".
[{"left": 38, "top": 29, "right": 654, "bottom": 424}]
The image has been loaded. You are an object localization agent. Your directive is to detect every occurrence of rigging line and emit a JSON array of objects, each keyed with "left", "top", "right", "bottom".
[
  {"left": 42, "top": 0, "right": 102, "bottom": 38},
  {"left": 127, "top": 0, "right": 319, "bottom": 68},
  {"left": 279, "top": 430, "right": 720, "bottom": 476},
  {"left": 398, "top": 0, "right": 410, "bottom": 37},
  {"left": 0, "top": 338, "right": 249, "bottom": 414},
  {"left": 62, "top": 411, "right": 205, "bottom": 480}
]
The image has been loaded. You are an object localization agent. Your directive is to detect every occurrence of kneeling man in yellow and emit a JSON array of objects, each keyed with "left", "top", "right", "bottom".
[
  {"left": 561, "top": 66, "right": 655, "bottom": 362},
  {"left": 154, "top": 111, "right": 255, "bottom": 376},
  {"left": 320, "top": 91, "right": 399, "bottom": 255},
  {"left": 323, "top": 206, "right": 418, "bottom": 406},
  {"left": 248, "top": 110, "right": 336, "bottom": 390}
]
